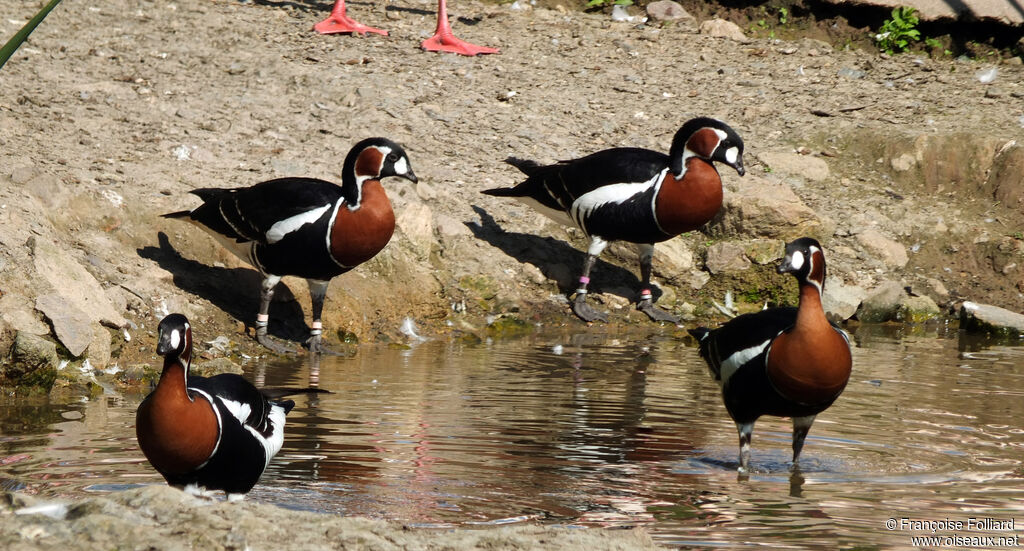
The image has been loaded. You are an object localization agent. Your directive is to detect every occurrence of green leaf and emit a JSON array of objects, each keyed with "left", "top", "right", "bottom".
[{"left": 0, "top": 0, "right": 66, "bottom": 71}]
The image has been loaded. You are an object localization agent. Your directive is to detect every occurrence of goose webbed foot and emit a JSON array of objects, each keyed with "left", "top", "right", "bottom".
[
  {"left": 255, "top": 326, "right": 299, "bottom": 355},
  {"left": 637, "top": 298, "right": 680, "bottom": 324},
  {"left": 305, "top": 334, "right": 344, "bottom": 356},
  {"left": 572, "top": 295, "right": 608, "bottom": 323}
]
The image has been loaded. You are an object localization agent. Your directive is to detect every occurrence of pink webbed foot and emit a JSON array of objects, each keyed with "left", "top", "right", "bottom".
[
  {"left": 314, "top": 13, "right": 388, "bottom": 36},
  {"left": 421, "top": 32, "right": 498, "bottom": 56}
]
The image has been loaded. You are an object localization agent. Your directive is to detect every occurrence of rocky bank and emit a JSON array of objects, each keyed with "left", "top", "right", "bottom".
[
  {"left": 1, "top": 0, "right": 1022, "bottom": 380},
  {"left": 3, "top": 485, "right": 661, "bottom": 550}
]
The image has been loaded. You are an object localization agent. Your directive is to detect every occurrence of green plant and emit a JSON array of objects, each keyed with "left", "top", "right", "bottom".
[
  {"left": 778, "top": 6, "right": 789, "bottom": 25},
  {"left": 585, "top": 0, "right": 633, "bottom": 7},
  {"left": 923, "top": 37, "right": 951, "bottom": 56},
  {"left": 875, "top": 7, "right": 921, "bottom": 55},
  {"left": 0, "top": 0, "right": 65, "bottom": 70}
]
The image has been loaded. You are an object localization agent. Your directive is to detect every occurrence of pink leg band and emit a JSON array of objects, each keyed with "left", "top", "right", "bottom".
[
  {"left": 311, "top": 321, "right": 322, "bottom": 329},
  {"left": 579, "top": 276, "right": 590, "bottom": 284},
  {"left": 256, "top": 314, "right": 269, "bottom": 323}
]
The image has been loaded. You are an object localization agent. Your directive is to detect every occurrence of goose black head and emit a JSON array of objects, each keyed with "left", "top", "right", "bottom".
[
  {"left": 668, "top": 117, "right": 745, "bottom": 178},
  {"left": 777, "top": 237, "right": 826, "bottom": 293},
  {"left": 156, "top": 313, "right": 192, "bottom": 362},
  {"left": 345, "top": 137, "right": 418, "bottom": 186}
]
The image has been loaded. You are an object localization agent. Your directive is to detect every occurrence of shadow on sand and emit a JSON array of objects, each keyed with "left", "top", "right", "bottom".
[
  {"left": 137, "top": 232, "right": 309, "bottom": 343},
  {"left": 465, "top": 205, "right": 660, "bottom": 303}
]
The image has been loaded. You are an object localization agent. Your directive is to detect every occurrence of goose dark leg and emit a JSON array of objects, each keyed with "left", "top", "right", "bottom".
[
  {"left": 635, "top": 244, "right": 679, "bottom": 323},
  {"left": 314, "top": 0, "right": 388, "bottom": 36},
  {"left": 736, "top": 421, "right": 755, "bottom": 477},
  {"left": 571, "top": 237, "right": 609, "bottom": 323},
  {"left": 305, "top": 279, "right": 342, "bottom": 356},
  {"left": 421, "top": 0, "right": 498, "bottom": 56},
  {"left": 791, "top": 415, "right": 816, "bottom": 468},
  {"left": 255, "top": 275, "right": 298, "bottom": 355}
]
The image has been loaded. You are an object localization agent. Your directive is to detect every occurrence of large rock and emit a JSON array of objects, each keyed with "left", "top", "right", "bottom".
[
  {"left": 646, "top": 0, "right": 694, "bottom": 23},
  {"left": 395, "top": 202, "right": 435, "bottom": 258},
  {"left": 0, "top": 318, "right": 14, "bottom": 359},
  {"left": 655, "top": 238, "right": 695, "bottom": 277},
  {"left": 985, "top": 141, "right": 1024, "bottom": 211},
  {"left": 35, "top": 294, "right": 95, "bottom": 357},
  {"left": 856, "top": 280, "right": 905, "bottom": 322},
  {"left": 960, "top": 302, "right": 1024, "bottom": 338},
  {"left": 856, "top": 229, "right": 909, "bottom": 269},
  {"left": 705, "top": 241, "right": 751, "bottom": 274},
  {"left": 898, "top": 295, "right": 942, "bottom": 323},
  {"left": 698, "top": 19, "right": 750, "bottom": 43},
  {"left": 820, "top": 0, "right": 1023, "bottom": 25},
  {"left": 823, "top": 278, "right": 867, "bottom": 321},
  {"left": 1, "top": 332, "right": 59, "bottom": 390},
  {"left": 31, "top": 239, "right": 126, "bottom": 328},
  {"left": 743, "top": 239, "right": 784, "bottom": 265},
  {"left": 759, "top": 152, "right": 831, "bottom": 183},
  {"left": 713, "top": 175, "right": 832, "bottom": 240},
  {"left": 0, "top": 293, "right": 49, "bottom": 335}
]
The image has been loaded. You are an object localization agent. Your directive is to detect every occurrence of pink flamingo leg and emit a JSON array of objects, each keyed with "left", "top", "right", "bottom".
[
  {"left": 421, "top": 0, "right": 498, "bottom": 56},
  {"left": 314, "top": 0, "right": 388, "bottom": 36}
]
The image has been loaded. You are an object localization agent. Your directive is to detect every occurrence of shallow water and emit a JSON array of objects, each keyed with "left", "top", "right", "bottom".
[{"left": 3, "top": 326, "right": 1024, "bottom": 548}]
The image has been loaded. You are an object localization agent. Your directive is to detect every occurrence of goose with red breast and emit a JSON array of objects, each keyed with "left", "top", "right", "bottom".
[{"left": 688, "top": 237, "right": 853, "bottom": 474}]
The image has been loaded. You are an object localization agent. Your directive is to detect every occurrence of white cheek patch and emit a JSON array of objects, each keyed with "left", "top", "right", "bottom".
[
  {"left": 169, "top": 329, "right": 181, "bottom": 350},
  {"left": 724, "top": 146, "right": 739, "bottom": 165},
  {"left": 393, "top": 156, "right": 409, "bottom": 176},
  {"left": 789, "top": 250, "right": 805, "bottom": 271}
]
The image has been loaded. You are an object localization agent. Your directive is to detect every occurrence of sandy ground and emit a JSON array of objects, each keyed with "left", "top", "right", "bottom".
[{"left": 2, "top": 0, "right": 1023, "bottom": 363}]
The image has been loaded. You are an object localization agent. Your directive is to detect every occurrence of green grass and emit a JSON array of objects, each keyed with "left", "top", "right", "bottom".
[{"left": 0, "top": 0, "right": 65, "bottom": 70}]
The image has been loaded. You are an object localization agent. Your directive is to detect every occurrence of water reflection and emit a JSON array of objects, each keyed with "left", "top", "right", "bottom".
[{"left": 2, "top": 328, "right": 1023, "bottom": 547}]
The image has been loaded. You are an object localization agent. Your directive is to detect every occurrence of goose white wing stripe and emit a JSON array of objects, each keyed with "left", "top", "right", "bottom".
[
  {"left": 265, "top": 204, "right": 331, "bottom": 244},
  {"left": 217, "top": 397, "right": 252, "bottom": 426},
  {"left": 719, "top": 340, "right": 771, "bottom": 387},
  {"left": 217, "top": 396, "right": 282, "bottom": 468},
  {"left": 570, "top": 169, "right": 666, "bottom": 228},
  {"left": 261, "top": 404, "right": 288, "bottom": 468}
]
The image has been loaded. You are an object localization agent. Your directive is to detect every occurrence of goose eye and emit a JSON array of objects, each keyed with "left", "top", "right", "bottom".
[{"left": 386, "top": 153, "right": 399, "bottom": 163}]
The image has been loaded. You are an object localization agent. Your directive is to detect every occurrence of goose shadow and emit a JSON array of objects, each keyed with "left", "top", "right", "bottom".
[
  {"left": 138, "top": 232, "right": 309, "bottom": 343},
  {"left": 465, "top": 205, "right": 660, "bottom": 303}
]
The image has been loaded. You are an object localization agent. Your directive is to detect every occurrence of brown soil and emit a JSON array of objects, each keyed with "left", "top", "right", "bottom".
[{"left": 0, "top": 0, "right": 1022, "bottom": 367}]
